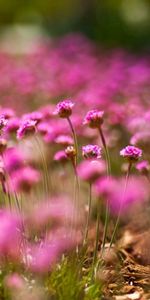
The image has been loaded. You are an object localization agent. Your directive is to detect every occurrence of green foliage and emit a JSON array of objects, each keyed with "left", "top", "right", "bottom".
[{"left": 46, "top": 256, "right": 102, "bottom": 300}]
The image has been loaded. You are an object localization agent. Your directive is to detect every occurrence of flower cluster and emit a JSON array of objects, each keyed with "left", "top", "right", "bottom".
[{"left": 0, "top": 34, "right": 149, "bottom": 299}]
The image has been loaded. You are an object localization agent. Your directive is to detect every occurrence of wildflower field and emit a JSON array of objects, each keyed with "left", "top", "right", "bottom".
[{"left": 0, "top": 34, "right": 150, "bottom": 299}]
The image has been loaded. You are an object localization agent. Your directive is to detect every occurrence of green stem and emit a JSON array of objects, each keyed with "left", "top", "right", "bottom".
[
  {"left": 98, "top": 127, "right": 111, "bottom": 176},
  {"left": 109, "top": 162, "right": 132, "bottom": 248},
  {"left": 98, "top": 127, "right": 111, "bottom": 251},
  {"left": 72, "top": 162, "right": 80, "bottom": 220},
  {"left": 67, "top": 117, "right": 78, "bottom": 165},
  {"left": 92, "top": 201, "right": 101, "bottom": 279},
  {"left": 83, "top": 183, "right": 92, "bottom": 245}
]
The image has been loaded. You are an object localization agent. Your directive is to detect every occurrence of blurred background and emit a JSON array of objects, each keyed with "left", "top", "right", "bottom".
[{"left": 0, "top": 0, "right": 150, "bottom": 52}]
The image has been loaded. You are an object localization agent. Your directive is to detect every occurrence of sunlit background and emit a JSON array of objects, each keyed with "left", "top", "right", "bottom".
[{"left": 0, "top": 0, "right": 150, "bottom": 51}]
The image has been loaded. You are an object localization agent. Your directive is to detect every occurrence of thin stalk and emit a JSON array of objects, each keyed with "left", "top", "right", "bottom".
[
  {"left": 72, "top": 162, "right": 80, "bottom": 219},
  {"left": 98, "top": 126, "right": 111, "bottom": 251},
  {"left": 67, "top": 117, "right": 78, "bottom": 164},
  {"left": 7, "top": 190, "right": 12, "bottom": 210},
  {"left": 2, "top": 180, "right": 12, "bottom": 210},
  {"left": 101, "top": 199, "right": 109, "bottom": 251},
  {"left": 109, "top": 162, "right": 132, "bottom": 248},
  {"left": 92, "top": 201, "right": 101, "bottom": 279},
  {"left": 83, "top": 183, "right": 92, "bottom": 245},
  {"left": 67, "top": 117, "right": 80, "bottom": 232},
  {"left": 98, "top": 127, "right": 111, "bottom": 176}
]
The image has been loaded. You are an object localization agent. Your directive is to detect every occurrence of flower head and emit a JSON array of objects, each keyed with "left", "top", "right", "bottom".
[
  {"left": 83, "top": 110, "right": 104, "bottom": 128},
  {"left": 17, "top": 119, "right": 37, "bottom": 139},
  {"left": 54, "top": 100, "right": 74, "bottom": 118},
  {"left": 136, "top": 160, "right": 150, "bottom": 175},
  {"left": 54, "top": 150, "right": 67, "bottom": 163},
  {"left": 55, "top": 135, "right": 73, "bottom": 146},
  {"left": 82, "top": 144, "right": 101, "bottom": 159},
  {"left": 8, "top": 167, "right": 40, "bottom": 193},
  {"left": 120, "top": 145, "right": 142, "bottom": 162},
  {"left": 65, "top": 145, "right": 76, "bottom": 160},
  {"left": 23, "top": 111, "right": 43, "bottom": 124},
  {"left": 0, "top": 210, "right": 21, "bottom": 258},
  {"left": 95, "top": 176, "right": 149, "bottom": 215},
  {"left": 0, "top": 108, "right": 15, "bottom": 119},
  {"left": 4, "top": 273, "right": 24, "bottom": 291},
  {"left": 5, "top": 118, "right": 20, "bottom": 135},
  {"left": 4, "top": 147, "right": 24, "bottom": 174},
  {"left": 77, "top": 160, "right": 106, "bottom": 183}
]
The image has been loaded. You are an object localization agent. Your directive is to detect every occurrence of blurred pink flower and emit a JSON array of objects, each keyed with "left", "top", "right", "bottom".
[
  {"left": 55, "top": 135, "right": 73, "bottom": 146},
  {"left": 4, "top": 273, "right": 24, "bottom": 291},
  {"left": 23, "top": 111, "right": 43, "bottom": 124},
  {"left": 37, "top": 121, "right": 50, "bottom": 135},
  {"left": 136, "top": 160, "right": 150, "bottom": 175},
  {"left": 25, "top": 228, "right": 80, "bottom": 274},
  {"left": 17, "top": 119, "right": 37, "bottom": 139},
  {"left": 4, "top": 147, "right": 25, "bottom": 174},
  {"left": 5, "top": 117, "right": 20, "bottom": 135},
  {"left": 0, "top": 210, "right": 21, "bottom": 258},
  {"left": 0, "top": 108, "right": 15, "bottom": 119},
  {"left": 77, "top": 160, "right": 106, "bottom": 183},
  {"left": 27, "top": 197, "right": 77, "bottom": 231},
  {"left": 54, "top": 150, "right": 67, "bottom": 163},
  {"left": 95, "top": 176, "right": 149, "bottom": 215},
  {"left": 7, "top": 166, "right": 40, "bottom": 193}
]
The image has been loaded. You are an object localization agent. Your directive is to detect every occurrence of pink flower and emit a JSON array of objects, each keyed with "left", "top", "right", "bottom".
[
  {"left": 40, "top": 104, "right": 55, "bottom": 119},
  {"left": 0, "top": 210, "right": 21, "bottom": 258},
  {"left": 53, "top": 100, "right": 74, "bottom": 118},
  {"left": 55, "top": 135, "right": 73, "bottom": 146},
  {"left": 120, "top": 145, "right": 142, "bottom": 162},
  {"left": 82, "top": 144, "right": 101, "bottom": 159},
  {"left": 0, "top": 108, "right": 15, "bottom": 119},
  {"left": 83, "top": 110, "right": 104, "bottom": 128},
  {"left": 28, "top": 197, "right": 76, "bottom": 230},
  {"left": 54, "top": 150, "right": 67, "bottom": 163},
  {"left": 77, "top": 160, "right": 106, "bottom": 183},
  {"left": 8, "top": 167, "right": 40, "bottom": 193},
  {"left": 37, "top": 121, "right": 49, "bottom": 135},
  {"left": 130, "top": 131, "right": 150, "bottom": 147},
  {"left": 3, "top": 147, "right": 24, "bottom": 174},
  {"left": 24, "top": 228, "right": 80, "bottom": 274},
  {"left": 95, "top": 176, "right": 149, "bottom": 215},
  {"left": 5, "top": 118, "right": 20, "bottom": 135},
  {"left": 23, "top": 111, "right": 43, "bottom": 124},
  {"left": 24, "top": 242, "right": 59, "bottom": 274},
  {"left": 136, "top": 160, "right": 150, "bottom": 175},
  {"left": 17, "top": 119, "right": 37, "bottom": 139},
  {"left": 4, "top": 273, "right": 24, "bottom": 291}
]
